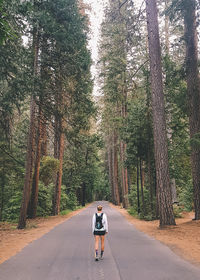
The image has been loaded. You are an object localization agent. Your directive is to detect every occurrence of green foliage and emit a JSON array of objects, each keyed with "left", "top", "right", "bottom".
[
  {"left": 0, "top": 0, "right": 16, "bottom": 44},
  {"left": 66, "top": 191, "right": 78, "bottom": 211},
  {"left": 178, "top": 180, "right": 193, "bottom": 211},
  {"left": 173, "top": 204, "right": 183, "bottom": 218},
  {"left": 190, "top": 133, "right": 200, "bottom": 149},
  {"left": 59, "top": 185, "right": 78, "bottom": 211},
  {"left": 62, "top": 132, "right": 105, "bottom": 206},
  {"left": 36, "top": 183, "right": 78, "bottom": 216},
  {"left": 0, "top": 142, "right": 24, "bottom": 221},
  {"left": 39, "top": 157, "right": 59, "bottom": 186},
  {"left": 0, "top": 0, "right": 196, "bottom": 224},
  {"left": 34, "top": 183, "right": 80, "bottom": 217},
  {"left": 60, "top": 185, "right": 69, "bottom": 212},
  {"left": 60, "top": 209, "right": 71, "bottom": 216},
  {"left": 128, "top": 184, "right": 156, "bottom": 221},
  {"left": 128, "top": 184, "right": 138, "bottom": 210},
  {"left": 128, "top": 207, "right": 138, "bottom": 217},
  {"left": 124, "top": 97, "right": 152, "bottom": 163},
  {"left": 37, "top": 183, "right": 53, "bottom": 217},
  {"left": 3, "top": 191, "right": 22, "bottom": 222},
  {"left": 94, "top": 176, "right": 111, "bottom": 202},
  {"left": 0, "top": 0, "right": 99, "bottom": 223}
]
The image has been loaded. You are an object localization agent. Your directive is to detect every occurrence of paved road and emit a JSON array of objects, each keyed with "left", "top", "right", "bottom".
[{"left": 1, "top": 201, "right": 200, "bottom": 280}]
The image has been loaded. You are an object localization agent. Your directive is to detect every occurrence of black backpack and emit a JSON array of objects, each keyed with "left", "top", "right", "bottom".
[{"left": 95, "top": 213, "right": 103, "bottom": 229}]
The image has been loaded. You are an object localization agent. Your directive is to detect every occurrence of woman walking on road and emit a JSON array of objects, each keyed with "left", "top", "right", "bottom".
[{"left": 92, "top": 205, "right": 108, "bottom": 261}]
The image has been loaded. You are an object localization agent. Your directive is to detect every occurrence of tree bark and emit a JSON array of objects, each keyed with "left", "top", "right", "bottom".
[
  {"left": 112, "top": 130, "right": 120, "bottom": 205},
  {"left": 164, "top": 0, "right": 178, "bottom": 204},
  {"left": 147, "top": 148, "right": 154, "bottom": 215},
  {"left": 40, "top": 34, "right": 48, "bottom": 157},
  {"left": 52, "top": 65, "right": 65, "bottom": 216},
  {"left": 146, "top": 65, "right": 155, "bottom": 216},
  {"left": 18, "top": 96, "right": 37, "bottom": 229},
  {"left": 124, "top": 145, "right": 129, "bottom": 205},
  {"left": 108, "top": 143, "right": 114, "bottom": 202},
  {"left": 28, "top": 107, "right": 42, "bottom": 219},
  {"left": 164, "top": 0, "right": 170, "bottom": 54},
  {"left": 18, "top": 26, "right": 39, "bottom": 229},
  {"left": 119, "top": 72, "right": 129, "bottom": 208},
  {"left": 52, "top": 120, "right": 64, "bottom": 215},
  {"left": 146, "top": 0, "right": 175, "bottom": 226},
  {"left": 81, "top": 183, "right": 86, "bottom": 207},
  {"left": 136, "top": 158, "right": 140, "bottom": 214},
  {"left": 184, "top": 0, "right": 200, "bottom": 220},
  {"left": 0, "top": 168, "right": 5, "bottom": 221},
  {"left": 40, "top": 116, "right": 47, "bottom": 157},
  {"left": 119, "top": 100, "right": 129, "bottom": 208},
  {"left": 120, "top": 141, "right": 126, "bottom": 208},
  {"left": 140, "top": 158, "right": 146, "bottom": 215},
  {"left": 81, "top": 148, "right": 89, "bottom": 207}
]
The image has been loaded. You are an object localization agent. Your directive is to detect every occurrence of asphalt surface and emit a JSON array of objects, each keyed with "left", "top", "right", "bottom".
[{"left": 1, "top": 201, "right": 200, "bottom": 280}]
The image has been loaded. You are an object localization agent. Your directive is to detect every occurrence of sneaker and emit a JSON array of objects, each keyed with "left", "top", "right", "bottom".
[
  {"left": 100, "top": 251, "right": 104, "bottom": 260},
  {"left": 95, "top": 252, "right": 99, "bottom": 261}
]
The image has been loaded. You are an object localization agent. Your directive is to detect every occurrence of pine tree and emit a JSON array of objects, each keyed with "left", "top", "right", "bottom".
[
  {"left": 145, "top": 0, "right": 175, "bottom": 226},
  {"left": 99, "top": 0, "right": 131, "bottom": 207},
  {"left": 183, "top": 0, "right": 200, "bottom": 220}
]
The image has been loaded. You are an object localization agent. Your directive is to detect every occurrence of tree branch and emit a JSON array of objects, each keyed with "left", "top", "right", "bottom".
[{"left": 119, "top": 0, "right": 129, "bottom": 10}]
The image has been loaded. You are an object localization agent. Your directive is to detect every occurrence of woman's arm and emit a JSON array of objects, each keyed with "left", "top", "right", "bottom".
[
  {"left": 92, "top": 214, "right": 96, "bottom": 233},
  {"left": 104, "top": 214, "right": 108, "bottom": 233}
]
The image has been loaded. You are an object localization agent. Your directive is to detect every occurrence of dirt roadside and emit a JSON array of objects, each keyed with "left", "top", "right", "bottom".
[
  {"left": 0, "top": 207, "right": 87, "bottom": 264},
  {"left": 110, "top": 204, "right": 200, "bottom": 267}
]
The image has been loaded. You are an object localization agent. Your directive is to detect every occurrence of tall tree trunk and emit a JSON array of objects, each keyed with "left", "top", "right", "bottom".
[
  {"left": 184, "top": 0, "right": 200, "bottom": 220},
  {"left": 145, "top": 0, "right": 175, "bottom": 226},
  {"left": 146, "top": 66, "right": 155, "bottom": 216},
  {"left": 120, "top": 141, "right": 126, "bottom": 208},
  {"left": 164, "top": 0, "right": 178, "bottom": 204},
  {"left": 76, "top": 187, "right": 82, "bottom": 205},
  {"left": 40, "top": 34, "right": 48, "bottom": 157},
  {"left": 40, "top": 116, "right": 47, "bottom": 157},
  {"left": 52, "top": 120, "right": 64, "bottom": 215},
  {"left": 112, "top": 130, "right": 120, "bottom": 205},
  {"left": 28, "top": 106, "right": 43, "bottom": 219},
  {"left": 124, "top": 144, "right": 129, "bottom": 205},
  {"left": 119, "top": 71, "right": 129, "bottom": 208},
  {"left": 81, "top": 148, "right": 89, "bottom": 206},
  {"left": 108, "top": 143, "right": 114, "bottom": 202},
  {"left": 164, "top": 0, "right": 170, "bottom": 54},
  {"left": 81, "top": 183, "right": 86, "bottom": 207},
  {"left": 18, "top": 26, "right": 39, "bottom": 229},
  {"left": 136, "top": 158, "right": 140, "bottom": 214},
  {"left": 140, "top": 158, "right": 146, "bottom": 215},
  {"left": 147, "top": 148, "right": 154, "bottom": 215},
  {"left": 18, "top": 97, "right": 36, "bottom": 229},
  {"left": 0, "top": 168, "right": 5, "bottom": 221},
  {"left": 120, "top": 95, "right": 129, "bottom": 208}
]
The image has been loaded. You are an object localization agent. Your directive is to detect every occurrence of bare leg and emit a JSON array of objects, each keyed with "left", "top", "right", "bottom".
[
  {"left": 94, "top": 235, "right": 100, "bottom": 260},
  {"left": 95, "top": 235, "right": 100, "bottom": 251},
  {"left": 100, "top": 235, "right": 105, "bottom": 251}
]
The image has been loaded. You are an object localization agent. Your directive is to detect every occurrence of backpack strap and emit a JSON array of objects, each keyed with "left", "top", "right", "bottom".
[{"left": 95, "top": 213, "right": 103, "bottom": 219}]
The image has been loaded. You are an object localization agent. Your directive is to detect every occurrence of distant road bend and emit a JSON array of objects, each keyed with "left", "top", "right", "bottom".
[{"left": 1, "top": 201, "right": 200, "bottom": 280}]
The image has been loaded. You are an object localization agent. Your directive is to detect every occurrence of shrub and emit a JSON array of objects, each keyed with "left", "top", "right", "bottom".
[
  {"left": 67, "top": 191, "right": 78, "bottom": 210},
  {"left": 178, "top": 180, "right": 193, "bottom": 211},
  {"left": 36, "top": 182, "right": 53, "bottom": 216},
  {"left": 3, "top": 191, "right": 22, "bottom": 222},
  {"left": 39, "top": 156, "right": 59, "bottom": 186}
]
